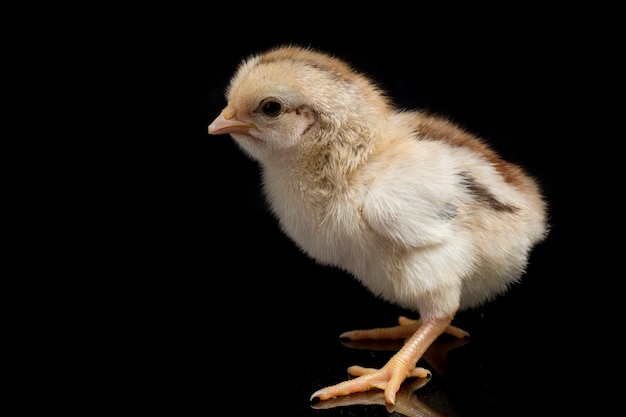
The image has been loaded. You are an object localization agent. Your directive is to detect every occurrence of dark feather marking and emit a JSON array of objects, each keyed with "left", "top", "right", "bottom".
[
  {"left": 291, "top": 105, "right": 316, "bottom": 135},
  {"left": 302, "top": 122, "right": 315, "bottom": 136},
  {"left": 257, "top": 51, "right": 355, "bottom": 84},
  {"left": 458, "top": 172, "right": 518, "bottom": 212},
  {"left": 439, "top": 203, "right": 458, "bottom": 220}
]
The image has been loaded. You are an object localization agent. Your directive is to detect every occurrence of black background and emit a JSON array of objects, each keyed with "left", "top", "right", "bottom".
[{"left": 75, "top": 9, "right": 606, "bottom": 416}]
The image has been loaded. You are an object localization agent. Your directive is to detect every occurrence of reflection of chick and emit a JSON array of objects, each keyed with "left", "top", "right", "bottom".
[{"left": 209, "top": 45, "right": 549, "bottom": 405}]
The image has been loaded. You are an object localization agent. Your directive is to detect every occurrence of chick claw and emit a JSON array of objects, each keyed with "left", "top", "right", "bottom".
[{"left": 310, "top": 362, "right": 431, "bottom": 405}]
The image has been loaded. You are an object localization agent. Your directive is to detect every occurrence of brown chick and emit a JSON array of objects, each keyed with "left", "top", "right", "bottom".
[{"left": 208, "top": 45, "right": 549, "bottom": 405}]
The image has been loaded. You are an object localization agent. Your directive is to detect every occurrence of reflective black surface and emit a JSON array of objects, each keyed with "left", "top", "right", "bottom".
[{"left": 121, "top": 225, "right": 566, "bottom": 416}]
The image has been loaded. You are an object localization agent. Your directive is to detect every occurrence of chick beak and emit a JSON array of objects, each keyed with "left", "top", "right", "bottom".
[{"left": 208, "top": 106, "right": 255, "bottom": 135}]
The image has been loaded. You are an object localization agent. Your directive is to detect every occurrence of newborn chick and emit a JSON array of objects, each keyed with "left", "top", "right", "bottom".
[{"left": 208, "top": 45, "right": 549, "bottom": 405}]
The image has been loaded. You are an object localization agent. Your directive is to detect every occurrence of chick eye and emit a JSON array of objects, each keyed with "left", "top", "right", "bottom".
[{"left": 259, "top": 98, "right": 284, "bottom": 118}]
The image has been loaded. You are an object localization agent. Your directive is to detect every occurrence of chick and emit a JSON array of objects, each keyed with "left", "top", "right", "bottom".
[{"left": 208, "top": 45, "right": 549, "bottom": 405}]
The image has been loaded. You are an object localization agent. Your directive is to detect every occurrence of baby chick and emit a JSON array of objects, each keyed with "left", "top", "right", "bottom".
[{"left": 208, "top": 45, "right": 549, "bottom": 405}]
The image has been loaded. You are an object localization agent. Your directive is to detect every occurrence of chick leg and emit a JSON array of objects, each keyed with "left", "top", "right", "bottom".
[{"left": 311, "top": 316, "right": 456, "bottom": 405}]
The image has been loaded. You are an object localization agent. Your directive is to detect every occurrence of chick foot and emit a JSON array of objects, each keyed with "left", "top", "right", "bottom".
[
  {"left": 311, "top": 375, "right": 446, "bottom": 416},
  {"left": 341, "top": 315, "right": 469, "bottom": 341},
  {"left": 311, "top": 316, "right": 459, "bottom": 405}
]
